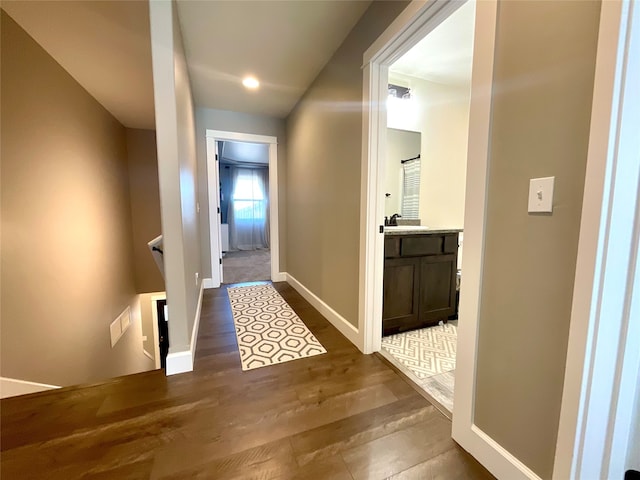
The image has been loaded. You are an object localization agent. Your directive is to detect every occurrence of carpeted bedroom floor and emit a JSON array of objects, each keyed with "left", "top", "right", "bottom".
[{"left": 222, "top": 249, "right": 271, "bottom": 284}]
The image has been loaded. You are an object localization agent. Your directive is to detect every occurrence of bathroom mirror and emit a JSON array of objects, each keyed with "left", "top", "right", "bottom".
[{"left": 384, "top": 128, "right": 421, "bottom": 219}]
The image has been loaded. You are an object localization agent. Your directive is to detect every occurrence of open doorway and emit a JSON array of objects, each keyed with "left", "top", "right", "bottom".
[
  {"left": 205, "top": 130, "right": 281, "bottom": 288},
  {"left": 376, "top": 1, "right": 474, "bottom": 416},
  {"left": 218, "top": 140, "right": 271, "bottom": 284}
]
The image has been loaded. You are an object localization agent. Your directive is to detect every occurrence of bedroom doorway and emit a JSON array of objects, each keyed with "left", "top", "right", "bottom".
[
  {"left": 217, "top": 140, "right": 271, "bottom": 284},
  {"left": 205, "top": 130, "right": 282, "bottom": 288}
]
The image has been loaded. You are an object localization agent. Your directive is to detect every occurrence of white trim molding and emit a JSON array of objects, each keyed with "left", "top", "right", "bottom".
[
  {"left": 165, "top": 279, "right": 204, "bottom": 375},
  {"left": 165, "top": 351, "right": 193, "bottom": 376},
  {"left": 471, "top": 426, "right": 543, "bottom": 480},
  {"left": 0, "top": 377, "right": 61, "bottom": 399},
  {"left": 271, "top": 271, "right": 287, "bottom": 282},
  {"left": 554, "top": 1, "right": 640, "bottom": 478},
  {"left": 285, "top": 273, "right": 361, "bottom": 349},
  {"left": 203, "top": 277, "right": 216, "bottom": 289},
  {"left": 205, "top": 130, "right": 281, "bottom": 285}
]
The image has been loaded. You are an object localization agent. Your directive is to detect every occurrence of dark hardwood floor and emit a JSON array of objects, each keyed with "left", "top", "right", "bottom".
[{"left": 0, "top": 282, "right": 493, "bottom": 479}]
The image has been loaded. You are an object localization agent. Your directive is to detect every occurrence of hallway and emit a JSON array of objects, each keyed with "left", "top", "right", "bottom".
[{"left": 0, "top": 283, "right": 493, "bottom": 479}]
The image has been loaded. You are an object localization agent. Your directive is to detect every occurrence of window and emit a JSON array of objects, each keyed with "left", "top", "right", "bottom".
[{"left": 232, "top": 169, "right": 265, "bottom": 220}]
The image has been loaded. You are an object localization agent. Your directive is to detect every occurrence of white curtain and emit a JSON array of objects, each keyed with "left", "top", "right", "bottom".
[
  {"left": 401, "top": 159, "right": 420, "bottom": 219},
  {"left": 227, "top": 167, "right": 269, "bottom": 250}
]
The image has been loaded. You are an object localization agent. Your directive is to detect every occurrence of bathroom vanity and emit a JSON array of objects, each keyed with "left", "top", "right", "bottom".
[{"left": 383, "top": 227, "right": 461, "bottom": 336}]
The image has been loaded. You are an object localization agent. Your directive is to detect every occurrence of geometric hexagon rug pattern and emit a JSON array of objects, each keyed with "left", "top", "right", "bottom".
[
  {"left": 381, "top": 323, "right": 457, "bottom": 379},
  {"left": 227, "top": 283, "right": 327, "bottom": 371}
]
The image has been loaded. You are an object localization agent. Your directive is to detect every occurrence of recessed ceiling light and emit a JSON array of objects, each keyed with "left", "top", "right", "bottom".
[{"left": 242, "top": 76, "right": 260, "bottom": 89}]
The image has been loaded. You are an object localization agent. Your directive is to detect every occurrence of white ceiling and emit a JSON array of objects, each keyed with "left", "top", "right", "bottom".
[
  {"left": 2, "top": 0, "right": 155, "bottom": 130},
  {"left": 4, "top": 1, "right": 371, "bottom": 127},
  {"left": 2, "top": 1, "right": 478, "bottom": 129},
  {"left": 390, "top": 1, "right": 475, "bottom": 86},
  {"left": 176, "top": 0, "right": 372, "bottom": 118}
]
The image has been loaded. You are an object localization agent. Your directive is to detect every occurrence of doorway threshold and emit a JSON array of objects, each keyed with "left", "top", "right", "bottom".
[{"left": 376, "top": 349, "right": 453, "bottom": 420}]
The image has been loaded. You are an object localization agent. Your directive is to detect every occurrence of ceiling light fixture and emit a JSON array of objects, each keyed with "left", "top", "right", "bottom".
[{"left": 242, "top": 76, "right": 260, "bottom": 90}]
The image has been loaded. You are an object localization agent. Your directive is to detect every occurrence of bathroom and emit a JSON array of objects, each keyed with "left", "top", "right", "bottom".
[{"left": 379, "top": 1, "right": 474, "bottom": 415}]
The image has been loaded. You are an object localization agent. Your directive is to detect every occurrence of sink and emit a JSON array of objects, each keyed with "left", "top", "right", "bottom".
[{"left": 384, "top": 225, "right": 430, "bottom": 231}]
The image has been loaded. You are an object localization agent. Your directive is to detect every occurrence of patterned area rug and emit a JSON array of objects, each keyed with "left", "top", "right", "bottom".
[
  {"left": 227, "top": 283, "right": 327, "bottom": 371},
  {"left": 381, "top": 323, "right": 457, "bottom": 379}
]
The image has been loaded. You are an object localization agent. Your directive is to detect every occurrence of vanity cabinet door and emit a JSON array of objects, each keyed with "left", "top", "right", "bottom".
[
  {"left": 418, "top": 254, "right": 457, "bottom": 322},
  {"left": 382, "top": 257, "right": 420, "bottom": 336}
]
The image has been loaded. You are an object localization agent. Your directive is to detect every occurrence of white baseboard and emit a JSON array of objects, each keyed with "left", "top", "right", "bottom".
[
  {"left": 206, "top": 273, "right": 286, "bottom": 287},
  {"left": 165, "top": 351, "right": 193, "bottom": 375},
  {"left": 0, "top": 377, "right": 61, "bottom": 399},
  {"left": 472, "top": 426, "right": 543, "bottom": 480},
  {"left": 166, "top": 280, "right": 204, "bottom": 376},
  {"left": 453, "top": 423, "right": 543, "bottom": 480},
  {"left": 272, "top": 272, "right": 287, "bottom": 282},
  {"left": 285, "top": 273, "right": 361, "bottom": 350}
]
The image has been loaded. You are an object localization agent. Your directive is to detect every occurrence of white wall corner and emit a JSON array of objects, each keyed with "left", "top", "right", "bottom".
[
  {"left": 0, "top": 377, "right": 61, "bottom": 399},
  {"left": 203, "top": 277, "right": 216, "bottom": 289},
  {"left": 166, "top": 280, "right": 204, "bottom": 376},
  {"left": 285, "top": 273, "right": 362, "bottom": 351}
]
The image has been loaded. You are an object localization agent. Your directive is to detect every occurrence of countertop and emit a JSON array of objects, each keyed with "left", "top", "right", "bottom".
[{"left": 384, "top": 226, "right": 463, "bottom": 236}]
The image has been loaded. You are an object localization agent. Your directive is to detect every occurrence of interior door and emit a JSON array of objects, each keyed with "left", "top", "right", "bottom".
[
  {"left": 214, "top": 141, "right": 223, "bottom": 284},
  {"left": 156, "top": 299, "right": 169, "bottom": 370},
  {"left": 206, "top": 136, "right": 224, "bottom": 286}
]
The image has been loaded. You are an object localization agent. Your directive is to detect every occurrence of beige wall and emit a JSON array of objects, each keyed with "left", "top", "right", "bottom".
[
  {"left": 149, "top": 1, "right": 201, "bottom": 352},
  {"left": 0, "top": 11, "right": 153, "bottom": 386},
  {"left": 474, "top": 1, "right": 601, "bottom": 478},
  {"left": 195, "top": 107, "right": 287, "bottom": 279},
  {"left": 388, "top": 73, "right": 470, "bottom": 229},
  {"left": 285, "top": 1, "right": 410, "bottom": 326},
  {"left": 125, "top": 128, "right": 164, "bottom": 293}
]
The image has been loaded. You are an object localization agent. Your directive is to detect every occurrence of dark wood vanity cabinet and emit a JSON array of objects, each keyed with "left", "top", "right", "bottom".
[{"left": 382, "top": 233, "right": 458, "bottom": 336}]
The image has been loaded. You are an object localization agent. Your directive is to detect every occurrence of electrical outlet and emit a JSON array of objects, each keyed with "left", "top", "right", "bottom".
[{"left": 195, "top": 272, "right": 199, "bottom": 286}]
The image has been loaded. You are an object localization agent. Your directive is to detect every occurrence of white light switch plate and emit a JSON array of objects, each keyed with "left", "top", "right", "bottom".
[{"left": 528, "top": 176, "right": 555, "bottom": 213}]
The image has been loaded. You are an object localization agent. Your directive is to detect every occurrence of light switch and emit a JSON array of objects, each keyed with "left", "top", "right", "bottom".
[{"left": 528, "top": 177, "right": 555, "bottom": 213}]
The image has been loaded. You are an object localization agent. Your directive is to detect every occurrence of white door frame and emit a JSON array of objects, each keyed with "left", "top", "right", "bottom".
[
  {"left": 359, "top": 0, "right": 471, "bottom": 355},
  {"left": 362, "top": 1, "right": 639, "bottom": 479},
  {"left": 554, "top": 1, "right": 640, "bottom": 478},
  {"left": 359, "top": 1, "right": 540, "bottom": 478},
  {"left": 205, "top": 130, "right": 284, "bottom": 285}
]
